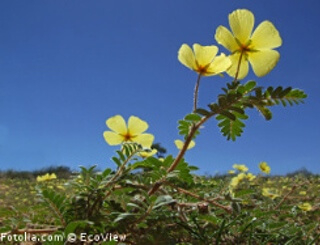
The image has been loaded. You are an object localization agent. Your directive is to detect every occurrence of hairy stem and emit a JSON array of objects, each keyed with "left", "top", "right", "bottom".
[
  {"left": 148, "top": 115, "right": 212, "bottom": 196},
  {"left": 275, "top": 180, "right": 309, "bottom": 210},
  {"left": 193, "top": 74, "right": 202, "bottom": 111},
  {"left": 89, "top": 145, "right": 141, "bottom": 217},
  {"left": 233, "top": 50, "right": 244, "bottom": 83},
  {"left": 167, "top": 183, "right": 232, "bottom": 213}
]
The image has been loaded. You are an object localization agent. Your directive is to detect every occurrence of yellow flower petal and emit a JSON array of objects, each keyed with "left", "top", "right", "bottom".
[
  {"left": 251, "top": 21, "right": 282, "bottom": 49},
  {"left": 174, "top": 139, "right": 195, "bottom": 150},
  {"left": 227, "top": 53, "right": 249, "bottom": 79},
  {"left": 298, "top": 202, "right": 312, "bottom": 212},
  {"left": 134, "top": 133, "right": 154, "bottom": 148},
  {"left": 106, "top": 115, "right": 127, "bottom": 135},
  {"left": 237, "top": 172, "right": 246, "bottom": 181},
  {"left": 50, "top": 173, "right": 57, "bottom": 180},
  {"left": 262, "top": 188, "right": 280, "bottom": 199},
  {"left": 139, "top": 149, "right": 157, "bottom": 158},
  {"left": 248, "top": 50, "right": 280, "bottom": 77},
  {"left": 230, "top": 176, "right": 239, "bottom": 188},
  {"left": 232, "top": 164, "right": 249, "bottom": 172},
  {"left": 193, "top": 44, "right": 218, "bottom": 67},
  {"left": 188, "top": 140, "right": 195, "bottom": 149},
  {"left": 103, "top": 131, "right": 125, "bottom": 145},
  {"left": 259, "top": 161, "right": 271, "bottom": 174},
  {"left": 247, "top": 173, "right": 256, "bottom": 181},
  {"left": 215, "top": 25, "right": 239, "bottom": 52},
  {"left": 206, "top": 53, "right": 231, "bottom": 75},
  {"left": 36, "top": 173, "right": 57, "bottom": 182},
  {"left": 229, "top": 9, "right": 254, "bottom": 44},
  {"left": 178, "top": 44, "right": 197, "bottom": 70},
  {"left": 128, "top": 116, "right": 148, "bottom": 135}
]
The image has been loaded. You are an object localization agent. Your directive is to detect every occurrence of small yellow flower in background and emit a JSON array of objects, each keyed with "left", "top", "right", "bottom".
[
  {"left": 262, "top": 188, "right": 280, "bottom": 200},
  {"left": 232, "top": 164, "right": 248, "bottom": 172},
  {"left": 237, "top": 172, "right": 246, "bottom": 181},
  {"left": 57, "top": 185, "right": 65, "bottom": 190},
  {"left": 215, "top": 9, "right": 282, "bottom": 79},
  {"left": 230, "top": 176, "right": 240, "bottom": 188},
  {"left": 246, "top": 173, "right": 256, "bottom": 181},
  {"left": 229, "top": 172, "right": 250, "bottom": 189},
  {"left": 267, "top": 179, "right": 273, "bottom": 185},
  {"left": 259, "top": 162, "right": 271, "bottom": 174},
  {"left": 103, "top": 115, "right": 154, "bottom": 148},
  {"left": 228, "top": 170, "right": 235, "bottom": 175},
  {"left": 298, "top": 202, "right": 312, "bottom": 212},
  {"left": 36, "top": 173, "right": 57, "bottom": 182},
  {"left": 299, "top": 191, "right": 307, "bottom": 195},
  {"left": 178, "top": 43, "right": 231, "bottom": 76},
  {"left": 174, "top": 139, "right": 195, "bottom": 150},
  {"left": 138, "top": 149, "right": 158, "bottom": 158}
]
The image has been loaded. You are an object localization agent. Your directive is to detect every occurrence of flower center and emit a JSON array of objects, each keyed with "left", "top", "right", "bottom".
[
  {"left": 240, "top": 44, "right": 251, "bottom": 52},
  {"left": 123, "top": 132, "right": 133, "bottom": 141},
  {"left": 197, "top": 65, "right": 207, "bottom": 74}
]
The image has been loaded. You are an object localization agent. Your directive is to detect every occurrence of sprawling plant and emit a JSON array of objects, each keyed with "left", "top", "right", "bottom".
[{"left": 6, "top": 8, "right": 315, "bottom": 245}]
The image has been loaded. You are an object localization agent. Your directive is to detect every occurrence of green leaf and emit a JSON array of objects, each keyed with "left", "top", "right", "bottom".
[
  {"left": 64, "top": 220, "right": 93, "bottom": 234},
  {"left": 178, "top": 119, "right": 200, "bottom": 140},
  {"left": 38, "top": 188, "right": 68, "bottom": 226},
  {"left": 102, "top": 168, "right": 112, "bottom": 178},
  {"left": 114, "top": 213, "right": 137, "bottom": 223},
  {"left": 184, "top": 113, "right": 202, "bottom": 122},
  {"left": 279, "top": 87, "right": 292, "bottom": 97},
  {"left": 229, "top": 106, "right": 245, "bottom": 115},
  {"left": 216, "top": 113, "right": 246, "bottom": 141},
  {"left": 272, "top": 86, "right": 283, "bottom": 96},
  {"left": 255, "top": 106, "right": 272, "bottom": 120},
  {"left": 112, "top": 157, "right": 122, "bottom": 168},
  {"left": 208, "top": 103, "right": 219, "bottom": 113},
  {"left": 195, "top": 108, "right": 211, "bottom": 116},
  {"left": 244, "top": 80, "right": 256, "bottom": 91},
  {"left": 153, "top": 195, "right": 176, "bottom": 209},
  {"left": 218, "top": 96, "right": 227, "bottom": 107},
  {"left": 234, "top": 189, "right": 255, "bottom": 197},
  {"left": 220, "top": 111, "right": 236, "bottom": 121},
  {"left": 199, "top": 214, "right": 220, "bottom": 225}
]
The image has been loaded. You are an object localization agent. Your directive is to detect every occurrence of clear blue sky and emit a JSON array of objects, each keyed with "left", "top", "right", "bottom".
[{"left": 0, "top": 0, "right": 319, "bottom": 175}]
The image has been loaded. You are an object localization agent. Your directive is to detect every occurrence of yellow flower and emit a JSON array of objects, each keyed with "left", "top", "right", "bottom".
[
  {"left": 262, "top": 188, "right": 280, "bottom": 200},
  {"left": 103, "top": 115, "right": 154, "bottom": 148},
  {"left": 178, "top": 43, "right": 231, "bottom": 76},
  {"left": 230, "top": 176, "right": 240, "bottom": 188},
  {"left": 298, "top": 202, "right": 312, "bottom": 212},
  {"left": 232, "top": 164, "right": 248, "bottom": 172},
  {"left": 36, "top": 173, "right": 57, "bottom": 182},
  {"left": 228, "top": 170, "right": 235, "bottom": 175},
  {"left": 237, "top": 172, "right": 246, "bottom": 181},
  {"left": 259, "top": 162, "right": 271, "bottom": 174},
  {"left": 174, "top": 139, "right": 195, "bottom": 150},
  {"left": 215, "top": 9, "right": 282, "bottom": 79},
  {"left": 57, "top": 185, "right": 65, "bottom": 190},
  {"left": 246, "top": 173, "right": 256, "bottom": 181},
  {"left": 299, "top": 191, "right": 307, "bottom": 195},
  {"left": 138, "top": 149, "right": 158, "bottom": 158}
]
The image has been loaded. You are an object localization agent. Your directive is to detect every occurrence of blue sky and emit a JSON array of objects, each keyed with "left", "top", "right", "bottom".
[{"left": 0, "top": 0, "right": 319, "bottom": 175}]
